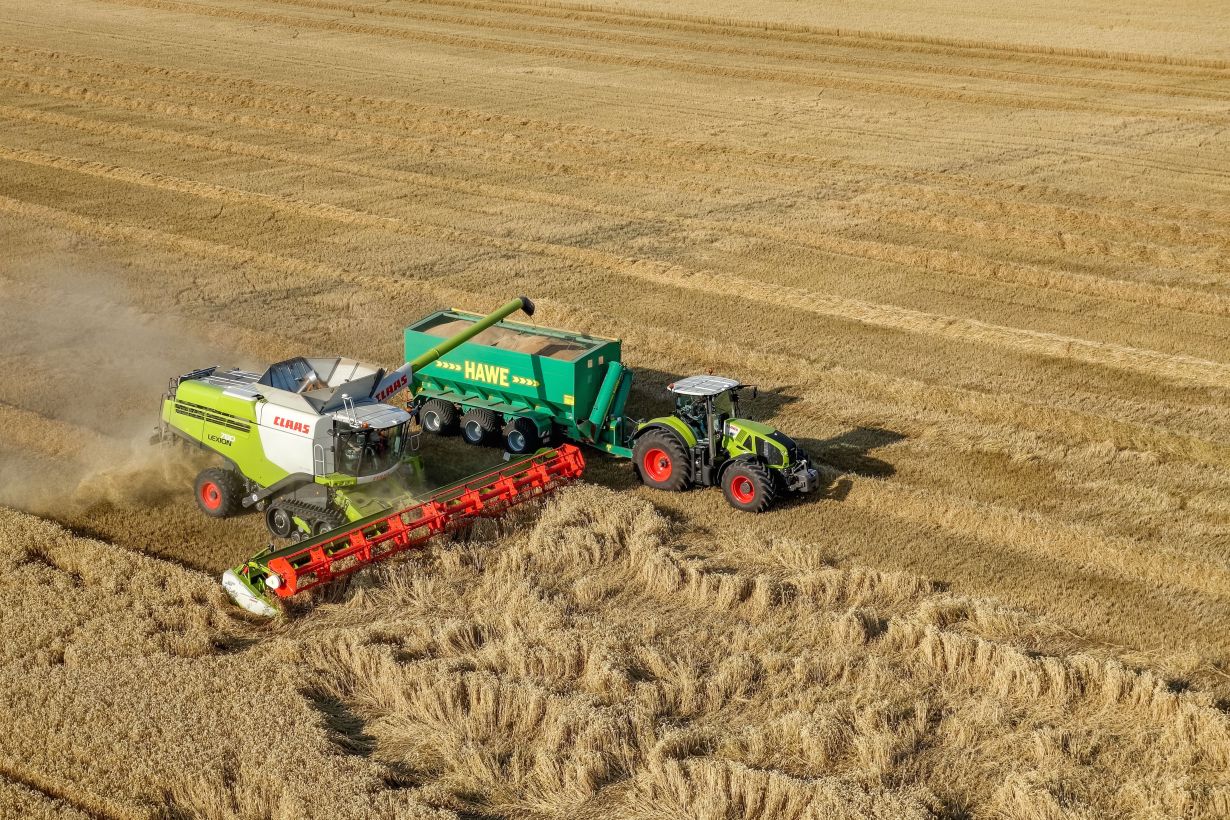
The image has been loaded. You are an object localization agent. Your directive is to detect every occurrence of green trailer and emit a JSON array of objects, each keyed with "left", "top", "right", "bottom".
[
  {"left": 405, "top": 309, "right": 819, "bottom": 512},
  {"left": 405, "top": 310, "right": 634, "bottom": 457}
]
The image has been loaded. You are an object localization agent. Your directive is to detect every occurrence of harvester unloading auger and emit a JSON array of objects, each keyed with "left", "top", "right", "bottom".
[{"left": 152, "top": 297, "right": 585, "bottom": 616}]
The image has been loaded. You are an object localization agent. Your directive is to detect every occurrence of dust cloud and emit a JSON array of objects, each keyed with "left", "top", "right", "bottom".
[{"left": 0, "top": 266, "right": 246, "bottom": 514}]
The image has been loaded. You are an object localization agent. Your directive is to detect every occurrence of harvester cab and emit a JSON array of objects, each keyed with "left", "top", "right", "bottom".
[{"left": 632, "top": 375, "right": 819, "bottom": 512}]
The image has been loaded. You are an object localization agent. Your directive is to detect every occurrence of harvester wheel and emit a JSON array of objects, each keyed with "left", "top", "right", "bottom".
[
  {"left": 194, "top": 468, "right": 243, "bottom": 518},
  {"left": 721, "top": 459, "right": 776, "bottom": 513},
  {"left": 265, "top": 504, "right": 296, "bottom": 539},
  {"left": 504, "top": 417, "right": 540, "bottom": 454},
  {"left": 461, "top": 408, "right": 501, "bottom": 446},
  {"left": 420, "top": 399, "right": 459, "bottom": 435},
  {"left": 633, "top": 430, "right": 691, "bottom": 492}
]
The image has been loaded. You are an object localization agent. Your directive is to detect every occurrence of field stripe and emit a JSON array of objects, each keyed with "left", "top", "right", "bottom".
[
  {"left": 4, "top": 144, "right": 1227, "bottom": 385},
  {"left": 7, "top": 44, "right": 1229, "bottom": 232},
  {"left": 258, "top": 0, "right": 1230, "bottom": 103},
  {"left": 91, "top": 0, "right": 1230, "bottom": 123},
  {"left": 5, "top": 102, "right": 1226, "bottom": 320},
  {"left": 2, "top": 147, "right": 1228, "bottom": 388},
  {"left": 403, "top": 0, "right": 1230, "bottom": 73}
]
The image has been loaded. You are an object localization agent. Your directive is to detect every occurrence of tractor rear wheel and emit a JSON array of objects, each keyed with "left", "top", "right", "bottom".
[
  {"left": 420, "top": 399, "right": 459, "bottom": 435},
  {"left": 461, "top": 408, "right": 501, "bottom": 446},
  {"left": 721, "top": 459, "right": 776, "bottom": 513},
  {"left": 194, "top": 468, "right": 243, "bottom": 518},
  {"left": 633, "top": 430, "right": 691, "bottom": 492},
  {"left": 504, "top": 417, "right": 541, "bottom": 454}
]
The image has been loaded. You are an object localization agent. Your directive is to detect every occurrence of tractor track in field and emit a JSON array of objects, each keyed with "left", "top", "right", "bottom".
[
  {"left": 258, "top": 0, "right": 1230, "bottom": 104},
  {"left": 402, "top": 0, "right": 1230, "bottom": 74},
  {"left": 5, "top": 193, "right": 1228, "bottom": 469},
  {"left": 5, "top": 101, "right": 1229, "bottom": 325},
  {"left": 4, "top": 145, "right": 1229, "bottom": 389},
  {"left": 7, "top": 43, "right": 1230, "bottom": 234},
  {"left": 6, "top": 56, "right": 1230, "bottom": 262},
  {"left": 92, "top": 0, "right": 1230, "bottom": 124}
]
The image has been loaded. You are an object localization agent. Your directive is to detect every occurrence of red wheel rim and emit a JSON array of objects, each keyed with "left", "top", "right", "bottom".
[
  {"left": 730, "top": 475, "right": 756, "bottom": 504},
  {"left": 199, "top": 481, "right": 222, "bottom": 511},
  {"left": 642, "top": 448, "right": 672, "bottom": 482}
]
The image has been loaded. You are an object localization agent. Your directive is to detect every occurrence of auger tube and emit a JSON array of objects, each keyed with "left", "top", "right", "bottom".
[{"left": 408, "top": 296, "right": 535, "bottom": 372}]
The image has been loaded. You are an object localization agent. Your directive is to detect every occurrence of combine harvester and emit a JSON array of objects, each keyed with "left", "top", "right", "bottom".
[{"left": 153, "top": 297, "right": 584, "bottom": 616}]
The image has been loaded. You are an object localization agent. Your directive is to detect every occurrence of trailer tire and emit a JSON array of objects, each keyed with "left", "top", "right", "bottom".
[
  {"left": 461, "top": 408, "right": 501, "bottom": 446},
  {"left": 504, "top": 417, "right": 541, "bottom": 454},
  {"left": 420, "top": 399, "right": 459, "bottom": 435},
  {"left": 195, "top": 468, "right": 243, "bottom": 518},
  {"left": 721, "top": 459, "right": 776, "bottom": 513},
  {"left": 633, "top": 430, "right": 691, "bottom": 492}
]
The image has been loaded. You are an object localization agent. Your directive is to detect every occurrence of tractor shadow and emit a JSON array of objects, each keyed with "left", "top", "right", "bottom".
[{"left": 796, "top": 426, "right": 905, "bottom": 503}]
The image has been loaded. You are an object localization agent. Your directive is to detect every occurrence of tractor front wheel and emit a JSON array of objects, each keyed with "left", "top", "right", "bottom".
[
  {"left": 633, "top": 430, "right": 691, "bottom": 492},
  {"left": 194, "top": 468, "right": 243, "bottom": 518},
  {"left": 721, "top": 460, "right": 776, "bottom": 513},
  {"left": 420, "top": 399, "right": 459, "bottom": 436}
]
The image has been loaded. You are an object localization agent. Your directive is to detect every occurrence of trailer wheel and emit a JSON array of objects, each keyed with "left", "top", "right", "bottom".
[
  {"left": 461, "top": 408, "right": 501, "bottom": 446},
  {"left": 194, "top": 468, "right": 243, "bottom": 518},
  {"left": 265, "top": 504, "right": 296, "bottom": 539},
  {"left": 721, "top": 459, "right": 776, "bottom": 513},
  {"left": 420, "top": 399, "right": 459, "bottom": 435},
  {"left": 504, "top": 417, "right": 540, "bottom": 454},
  {"left": 633, "top": 430, "right": 691, "bottom": 492}
]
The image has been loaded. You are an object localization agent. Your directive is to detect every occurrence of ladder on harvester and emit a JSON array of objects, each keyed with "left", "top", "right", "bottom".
[{"left": 221, "top": 445, "right": 585, "bottom": 616}]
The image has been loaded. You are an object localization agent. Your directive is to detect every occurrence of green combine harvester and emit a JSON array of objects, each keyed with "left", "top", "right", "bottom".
[
  {"left": 153, "top": 297, "right": 585, "bottom": 616},
  {"left": 405, "top": 309, "right": 818, "bottom": 512}
]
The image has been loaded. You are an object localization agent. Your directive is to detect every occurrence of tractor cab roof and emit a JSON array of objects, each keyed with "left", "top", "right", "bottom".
[{"left": 667, "top": 375, "right": 743, "bottom": 397}]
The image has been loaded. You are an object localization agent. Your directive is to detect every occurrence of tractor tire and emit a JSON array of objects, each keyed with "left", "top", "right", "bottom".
[
  {"left": 721, "top": 459, "right": 777, "bottom": 513},
  {"left": 420, "top": 399, "right": 459, "bottom": 436},
  {"left": 461, "top": 408, "right": 501, "bottom": 446},
  {"left": 265, "top": 503, "right": 297, "bottom": 539},
  {"left": 633, "top": 429, "right": 691, "bottom": 492},
  {"left": 194, "top": 468, "right": 243, "bottom": 518},
  {"left": 504, "top": 417, "right": 541, "bottom": 454}
]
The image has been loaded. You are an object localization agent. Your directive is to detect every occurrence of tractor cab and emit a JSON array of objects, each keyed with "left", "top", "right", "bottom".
[{"left": 668, "top": 375, "right": 745, "bottom": 442}]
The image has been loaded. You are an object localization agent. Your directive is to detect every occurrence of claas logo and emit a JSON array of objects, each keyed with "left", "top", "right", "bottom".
[
  {"left": 273, "top": 416, "right": 311, "bottom": 435},
  {"left": 374, "top": 373, "right": 409, "bottom": 403}
]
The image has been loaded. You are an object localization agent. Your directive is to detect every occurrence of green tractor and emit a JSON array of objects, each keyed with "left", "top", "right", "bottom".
[{"left": 631, "top": 376, "right": 817, "bottom": 512}]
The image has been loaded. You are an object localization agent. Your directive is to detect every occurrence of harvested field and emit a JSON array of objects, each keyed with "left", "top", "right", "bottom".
[{"left": 1, "top": 0, "right": 1228, "bottom": 816}]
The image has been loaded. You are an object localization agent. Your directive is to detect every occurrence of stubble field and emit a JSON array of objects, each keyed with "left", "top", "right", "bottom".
[{"left": 1, "top": 1, "right": 1229, "bottom": 817}]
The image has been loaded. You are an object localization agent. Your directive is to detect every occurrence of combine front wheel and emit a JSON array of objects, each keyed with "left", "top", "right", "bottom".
[{"left": 194, "top": 468, "right": 243, "bottom": 518}]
